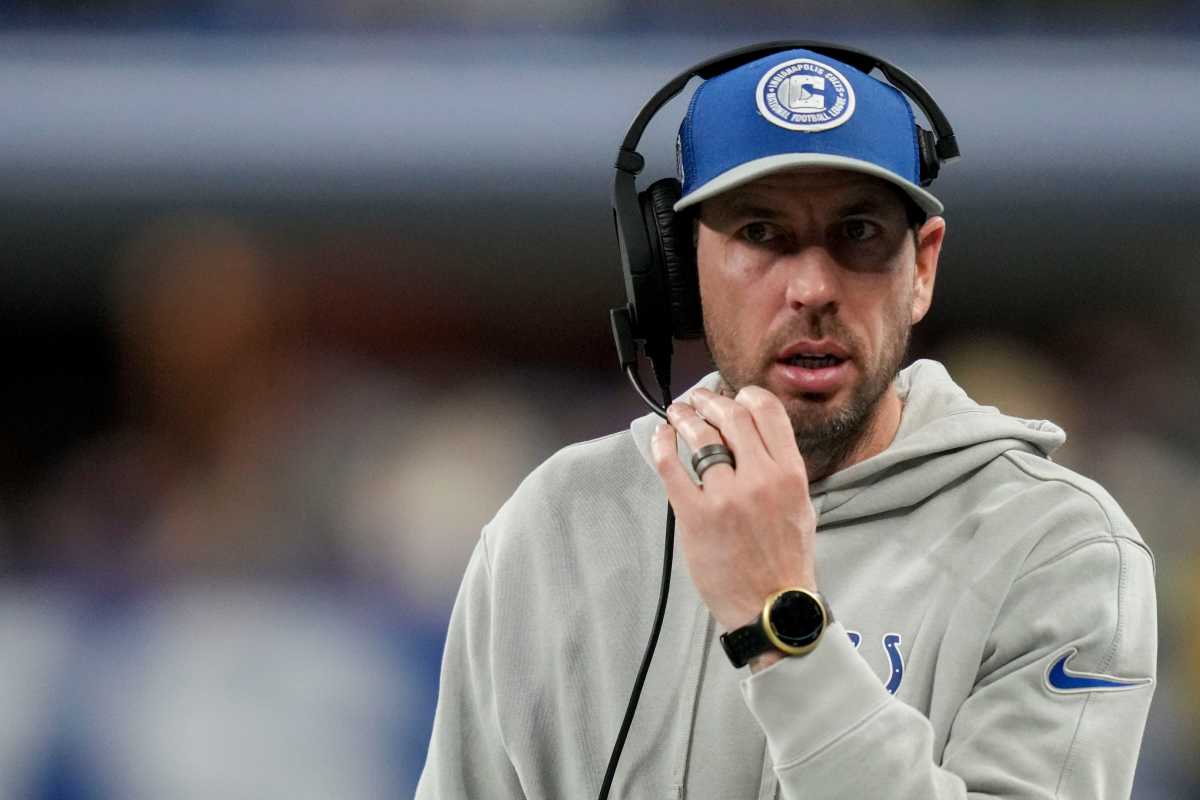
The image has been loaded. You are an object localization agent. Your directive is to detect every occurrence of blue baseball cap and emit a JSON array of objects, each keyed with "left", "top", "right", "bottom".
[{"left": 674, "top": 48, "right": 943, "bottom": 216}]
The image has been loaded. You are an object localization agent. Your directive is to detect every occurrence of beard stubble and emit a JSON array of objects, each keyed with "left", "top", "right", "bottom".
[{"left": 706, "top": 296, "right": 913, "bottom": 481}]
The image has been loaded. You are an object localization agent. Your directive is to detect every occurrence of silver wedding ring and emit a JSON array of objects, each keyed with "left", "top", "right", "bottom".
[{"left": 691, "top": 443, "right": 735, "bottom": 480}]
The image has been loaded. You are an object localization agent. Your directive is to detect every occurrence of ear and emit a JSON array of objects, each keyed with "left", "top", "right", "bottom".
[{"left": 910, "top": 216, "right": 945, "bottom": 325}]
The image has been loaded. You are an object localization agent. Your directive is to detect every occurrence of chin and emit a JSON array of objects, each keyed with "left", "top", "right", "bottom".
[
  {"left": 785, "top": 389, "right": 866, "bottom": 431},
  {"left": 783, "top": 393, "right": 842, "bottom": 421},
  {"left": 781, "top": 383, "right": 852, "bottom": 410}
]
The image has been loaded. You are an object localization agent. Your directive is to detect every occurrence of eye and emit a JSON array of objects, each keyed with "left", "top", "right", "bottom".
[
  {"left": 740, "top": 221, "right": 782, "bottom": 245},
  {"left": 840, "top": 219, "right": 880, "bottom": 242}
]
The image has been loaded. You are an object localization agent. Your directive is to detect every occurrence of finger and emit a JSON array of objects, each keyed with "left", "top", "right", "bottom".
[
  {"left": 688, "top": 387, "right": 770, "bottom": 470},
  {"left": 665, "top": 401, "right": 736, "bottom": 482},
  {"left": 733, "top": 385, "right": 807, "bottom": 477},
  {"left": 665, "top": 400, "right": 722, "bottom": 450},
  {"left": 650, "top": 422, "right": 703, "bottom": 502}
]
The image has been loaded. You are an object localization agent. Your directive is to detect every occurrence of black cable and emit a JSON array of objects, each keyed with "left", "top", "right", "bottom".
[
  {"left": 597, "top": 504, "right": 675, "bottom": 800},
  {"left": 597, "top": 369, "right": 675, "bottom": 800},
  {"left": 624, "top": 364, "right": 668, "bottom": 421}
]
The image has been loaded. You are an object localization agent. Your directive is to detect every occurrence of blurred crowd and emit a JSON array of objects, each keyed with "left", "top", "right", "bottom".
[
  {"left": 0, "top": 210, "right": 1194, "bottom": 797},
  {"left": 0, "top": 213, "right": 630, "bottom": 798}
]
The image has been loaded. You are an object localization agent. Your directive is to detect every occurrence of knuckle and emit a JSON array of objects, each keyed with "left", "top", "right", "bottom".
[
  {"left": 782, "top": 470, "right": 806, "bottom": 492},
  {"left": 707, "top": 492, "right": 736, "bottom": 518},
  {"left": 736, "top": 385, "right": 775, "bottom": 408},
  {"left": 726, "top": 402, "right": 752, "bottom": 424},
  {"left": 651, "top": 445, "right": 673, "bottom": 469},
  {"left": 788, "top": 459, "right": 810, "bottom": 481},
  {"left": 746, "top": 478, "right": 773, "bottom": 503}
]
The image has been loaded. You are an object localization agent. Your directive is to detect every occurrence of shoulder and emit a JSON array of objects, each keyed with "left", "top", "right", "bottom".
[
  {"left": 478, "top": 429, "right": 660, "bottom": 568},
  {"left": 982, "top": 448, "right": 1153, "bottom": 573},
  {"left": 507, "top": 429, "right": 649, "bottom": 513},
  {"left": 975, "top": 452, "right": 1157, "bottom": 691}
]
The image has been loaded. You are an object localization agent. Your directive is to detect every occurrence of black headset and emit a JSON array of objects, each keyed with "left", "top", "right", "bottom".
[
  {"left": 609, "top": 40, "right": 960, "bottom": 417},
  {"left": 597, "top": 42, "right": 960, "bottom": 800}
]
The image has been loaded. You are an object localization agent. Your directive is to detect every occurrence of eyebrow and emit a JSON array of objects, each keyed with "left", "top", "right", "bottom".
[
  {"left": 836, "top": 197, "right": 896, "bottom": 217},
  {"left": 724, "top": 196, "right": 785, "bottom": 220}
]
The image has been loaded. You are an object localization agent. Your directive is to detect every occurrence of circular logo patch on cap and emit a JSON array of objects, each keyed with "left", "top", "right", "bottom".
[{"left": 756, "top": 58, "right": 856, "bottom": 132}]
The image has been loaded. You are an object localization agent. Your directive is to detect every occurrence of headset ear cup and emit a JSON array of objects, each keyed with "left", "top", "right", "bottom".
[{"left": 640, "top": 178, "right": 704, "bottom": 341}]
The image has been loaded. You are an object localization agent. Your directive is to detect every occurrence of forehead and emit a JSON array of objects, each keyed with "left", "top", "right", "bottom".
[{"left": 702, "top": 168, "right": 908, "bottom": 217}]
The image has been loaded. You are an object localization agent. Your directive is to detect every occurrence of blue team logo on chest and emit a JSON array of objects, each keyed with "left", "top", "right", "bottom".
[
  {"left": 756, "top": 58, "right": 856, "bottom": 132},
  {"left": 846, "top": 630, "right": 905, "bottom": 695}
]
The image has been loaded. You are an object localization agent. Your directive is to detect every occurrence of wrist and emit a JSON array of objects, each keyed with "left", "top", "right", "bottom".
[
  {"left": 718, "top": 577, "right": 819, "bottom": 632},
  {"left": 748, "top": 650, "right": 786, "bottom": 674},
  {"left": 720, "top": 587, "right": 832, "bottom": 669}
]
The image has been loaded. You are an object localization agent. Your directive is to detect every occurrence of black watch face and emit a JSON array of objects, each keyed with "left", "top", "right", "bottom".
[{"left": 771, "top": 591, "right": 824, "bottom": 647}]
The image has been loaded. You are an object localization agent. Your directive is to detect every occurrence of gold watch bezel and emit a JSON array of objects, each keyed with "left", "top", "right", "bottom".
[{"left": 760, "top": 587, "right": 827, "bottom": 656}]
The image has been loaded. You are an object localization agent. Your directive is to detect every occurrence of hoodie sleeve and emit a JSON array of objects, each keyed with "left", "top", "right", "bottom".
[
  {"left": 415, "top": 535, "right": 527, "bottom": 800},
  {"left": 740, "top": 535, "right": 1156, "bottom": 799}
]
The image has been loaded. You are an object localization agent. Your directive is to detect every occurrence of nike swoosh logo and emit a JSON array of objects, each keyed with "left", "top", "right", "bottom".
[{"left": 1044, "top": 648, "right": 1153, "bottom": 694}]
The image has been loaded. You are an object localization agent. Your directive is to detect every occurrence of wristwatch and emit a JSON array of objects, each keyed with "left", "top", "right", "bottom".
[{"left": 720, "top": 587, "right": 832, "bottom": 669}]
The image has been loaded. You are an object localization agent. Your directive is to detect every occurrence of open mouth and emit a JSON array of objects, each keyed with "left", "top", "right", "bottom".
[
  {"left": 780, "top": 354, "right": 845, "bottom": 369},
  {"left": 773, "top": 350, "right": 852, "bottom": 396}
]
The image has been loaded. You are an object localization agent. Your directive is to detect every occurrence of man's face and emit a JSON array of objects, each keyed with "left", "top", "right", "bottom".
[{"left": 696, "top": 168, "right": 944, "bottom": 473}]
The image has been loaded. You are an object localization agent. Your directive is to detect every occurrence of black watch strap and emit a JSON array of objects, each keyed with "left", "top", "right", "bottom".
[{"left": 720, "top": 620, "right": 772, "bottom": 669}]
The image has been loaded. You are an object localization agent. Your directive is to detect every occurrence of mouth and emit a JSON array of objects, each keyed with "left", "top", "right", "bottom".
[
  {"left": 772, "top": 343, "right": 853, "bottom": 395},
  {"left": 779, "top": 353, "right": 846, "bottom": 369}
]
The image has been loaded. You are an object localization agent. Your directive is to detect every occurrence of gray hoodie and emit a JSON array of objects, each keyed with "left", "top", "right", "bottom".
[{"left": 417, "top": 360, "right": 1156, "bottom": 799}]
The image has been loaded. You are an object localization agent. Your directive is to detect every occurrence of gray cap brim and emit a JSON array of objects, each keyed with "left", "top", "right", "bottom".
[{"left": 673, "top": 153, "right": 944, "bottom": 216}]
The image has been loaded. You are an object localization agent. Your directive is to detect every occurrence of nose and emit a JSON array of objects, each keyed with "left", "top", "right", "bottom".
[{"left": 782, "top": 246, "right": 840, "bottom": 314}]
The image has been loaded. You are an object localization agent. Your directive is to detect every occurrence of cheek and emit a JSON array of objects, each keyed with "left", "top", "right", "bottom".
[
  {"left": 699, "top": 265, "right": 779, "bottom": 355},
  {"left": 697, "top": 241, "right": 753, "bottom": 326},
  {"left": 882, "top": 282, "right": 916, "bottom": 352},
  {"left": 845, "top": 278, "right": 913, "bottom": 359},
  {"left": 697, "top": 271, "right": 739, "bottom": 357}
]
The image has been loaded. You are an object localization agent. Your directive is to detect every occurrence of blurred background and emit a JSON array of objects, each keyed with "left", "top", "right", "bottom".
[{"left": 0, "top": 1, "right": 1197, "bottom": 797}]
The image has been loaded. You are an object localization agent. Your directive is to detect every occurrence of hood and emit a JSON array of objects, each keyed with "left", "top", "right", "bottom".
[{"left": 629, "top": 359, "right": 1066, "bottom": 526}]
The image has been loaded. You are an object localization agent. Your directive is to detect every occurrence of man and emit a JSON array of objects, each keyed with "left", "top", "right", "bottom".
[{"left": 417, "top": 46, "right": 1156, "bottom": 799}]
